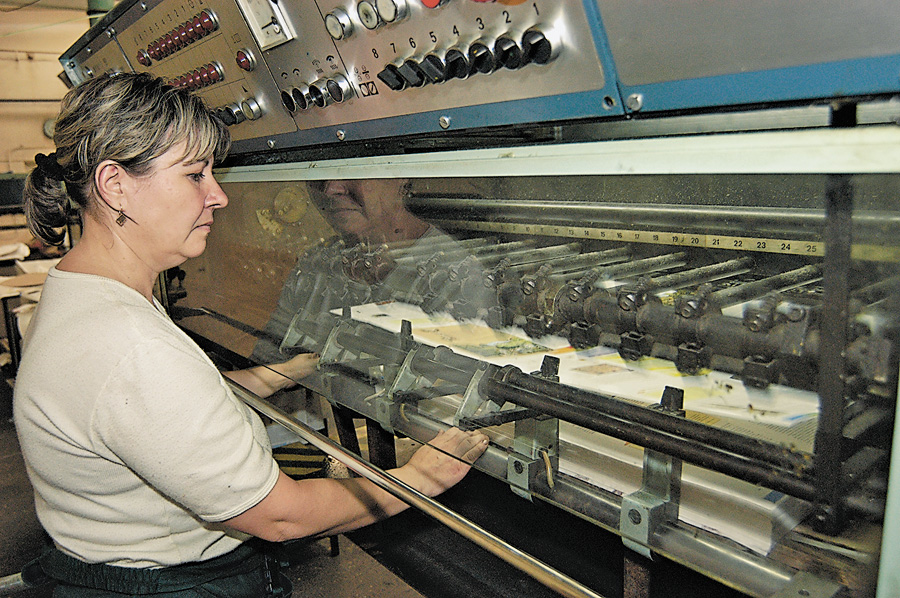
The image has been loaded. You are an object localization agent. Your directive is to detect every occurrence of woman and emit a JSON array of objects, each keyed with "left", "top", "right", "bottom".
[{"left": 14, "top": 72, "right": 488, "bottom": 597}]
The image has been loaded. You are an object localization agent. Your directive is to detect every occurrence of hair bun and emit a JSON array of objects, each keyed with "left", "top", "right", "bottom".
[{"left": 34, "top": 152, "right": 67, "bottom": 181}]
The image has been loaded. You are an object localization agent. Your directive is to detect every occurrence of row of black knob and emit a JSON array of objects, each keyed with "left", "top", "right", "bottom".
[{"left": 377, "top": 27, "right": 556, "bottom": 91}]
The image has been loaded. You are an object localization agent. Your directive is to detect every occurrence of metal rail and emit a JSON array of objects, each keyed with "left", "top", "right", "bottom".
[{"left": 227, "top": 381, "right": 609, "bottom": 598}]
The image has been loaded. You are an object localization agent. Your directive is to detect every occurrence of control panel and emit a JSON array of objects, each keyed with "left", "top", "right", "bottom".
[
  {"left": 60, "top": 0, "right": 619, "bottom": 154},
  {"left": 261, "top": 0, "right": 617, "bottom": 149},
  {"left": 61, "top": 0, "right": 299, "bottom": 145},
  {"left": 60, "top": 0, "right": 900, "bottom": 155}
]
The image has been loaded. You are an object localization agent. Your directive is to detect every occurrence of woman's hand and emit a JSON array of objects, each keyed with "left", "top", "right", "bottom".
[
  {"left": 278, "top": 352, "right": 319, "bottom": 380},
  {"left": 396, "top": 427, "right": 489, "bottom": 497}
]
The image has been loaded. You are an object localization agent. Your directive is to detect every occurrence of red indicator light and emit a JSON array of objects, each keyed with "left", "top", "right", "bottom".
[{"left": 236, "top": 50, "right": 255, "bottom": 71}]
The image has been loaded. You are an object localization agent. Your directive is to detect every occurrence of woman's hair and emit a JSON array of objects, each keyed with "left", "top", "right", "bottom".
[{"left": 24, "top": 72, "right": 232, "bottom": 245}]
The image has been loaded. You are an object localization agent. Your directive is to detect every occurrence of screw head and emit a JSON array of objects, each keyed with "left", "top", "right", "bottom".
[
  {"left": 626, "top": 93, "right": 644, "bottom": 112},
  {"left": 438, "top": 116, "right": 452, "bottom": 129}
]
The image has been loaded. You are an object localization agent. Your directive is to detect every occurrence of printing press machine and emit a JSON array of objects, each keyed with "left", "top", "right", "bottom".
[{"left": 58, "top": 1, "right": 900, "bottom": 597}]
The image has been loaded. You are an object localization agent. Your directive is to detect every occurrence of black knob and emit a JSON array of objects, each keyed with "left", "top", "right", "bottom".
[
  {"left": 397, "top": 59, "right": 426, "bottom": 87},
  {"left": 326, "top": 76, "right": 352, "bottom": 102},
  {"left": 216, "top": 107, "right": 236, "bottom": 126},
  {"left": 308, "top": 82, "right": 327, "bottom": 107},
  {"left": 292, "top": 87, "right": 310, "bottom": 110},
  {"left": 468, "top": 41, "right": 496, "bottom": 74},
  {"left": 444, "top": 48, "right": 469, "bottom": 79},
  {"left": 494, "top": 36, "right": 523, "bottom": 69},
  {"left": 522, "top": 29, "right": 553, "bottom": 65},
  {"left": 377, "top": 64, "right": 406, "bottom": 90},
  {"left": 419, "top": 54, "right": 447, "bottom": 83}
]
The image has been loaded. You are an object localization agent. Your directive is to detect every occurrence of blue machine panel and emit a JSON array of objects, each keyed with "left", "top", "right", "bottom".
[{"left": 595, "top": 0, "right": 900, "bottom": 114}]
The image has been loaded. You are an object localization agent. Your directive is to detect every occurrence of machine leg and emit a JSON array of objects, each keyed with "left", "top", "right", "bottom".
[
  {"left": 623, "top": 551, "right": 653, "bottom": 598},
  {"left": 366, "top": 418, "right": 397, "bottom": 470},
  {"left": 331, "top": 405, "right": 362, "bottom": 456}
]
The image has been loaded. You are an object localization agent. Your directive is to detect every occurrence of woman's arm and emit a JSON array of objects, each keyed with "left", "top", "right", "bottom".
[
  {"left": 222, "top": 427, "right": 489, "bottom": 542},
  {"left": 223, "top": 353, "right": 319, "bottom": 398}
]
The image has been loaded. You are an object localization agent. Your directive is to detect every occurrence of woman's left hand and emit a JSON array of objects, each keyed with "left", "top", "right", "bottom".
[{"left": 397, "top": 427, "right": 489, "bottom": 497}]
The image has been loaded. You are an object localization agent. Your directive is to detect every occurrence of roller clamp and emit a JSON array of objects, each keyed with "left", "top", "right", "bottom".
[
  {"left": 506, "top": 357, "right": 560, "bottom": 501},
  {"left": 620, "top": 387, "right": 685, "bottom": 559}
]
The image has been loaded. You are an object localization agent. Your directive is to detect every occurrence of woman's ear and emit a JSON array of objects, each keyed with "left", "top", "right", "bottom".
[{"left": 95, "top": 160, "right": 127, "bottom": 209}]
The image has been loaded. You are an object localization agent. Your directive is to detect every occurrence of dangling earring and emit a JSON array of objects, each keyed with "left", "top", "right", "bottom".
[{"left": 116, "top": 208, "right": 127, "bottom": 227}]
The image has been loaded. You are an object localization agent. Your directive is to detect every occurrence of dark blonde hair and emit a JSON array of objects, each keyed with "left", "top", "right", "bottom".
[{"left": 24, "top": 72, "right": 231, "bottom": 245}]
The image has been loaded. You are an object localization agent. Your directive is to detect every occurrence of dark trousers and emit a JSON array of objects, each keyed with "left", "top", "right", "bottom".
[{"left": 38, "top": 541, "right": 293, "bottom": 598}]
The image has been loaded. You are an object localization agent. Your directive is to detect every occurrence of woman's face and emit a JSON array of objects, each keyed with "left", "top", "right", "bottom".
[
  {"left": 311, "top": 179, "right": 406, "bottom": 241},
  {"left": 122, "top": 142, "right": 228, "bottom": 271}
]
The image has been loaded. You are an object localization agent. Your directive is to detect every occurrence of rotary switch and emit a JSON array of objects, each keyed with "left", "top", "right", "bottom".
[
  {"left": 377, "top": 63, "right": 406, "bottom": 91},
  {"left": 467, "top": 40, "right": 496, "bottom": 74},
  {"left": 397, "top": 60, "right": 426, "bottom": 87},
  {"left": 443, "top": 48, "right": 470, "bottom": 79},
  {"left": 418, "top": 54, "right": 448, "bottom": 83},
  {"left": 521, "top": 27, "right": 560, "bottom": 65},
  {"left": 494, "top": 35, "right": 523, "bottom": 69}
]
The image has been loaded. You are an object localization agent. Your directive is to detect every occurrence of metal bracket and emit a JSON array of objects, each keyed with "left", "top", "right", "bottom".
[
  {"left": 508, "top": 411, "right": 559, "bottom": 500},
  {"left": 318, "top": 320, "right": 360, "bottom": 366},
  {"left": 620, "top": 387, "right": 684, "bottom": 559},
  {"left": 455, "top": 367, "right": 501, "bottom": 427},
  {"left": 375, "top": 345, "right": 433, "bottom": 434}
]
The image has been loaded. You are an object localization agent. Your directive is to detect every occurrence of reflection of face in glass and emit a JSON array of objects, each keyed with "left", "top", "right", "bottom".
[{"left": 308, "top": 179, "right": 426, "bottom": 244}]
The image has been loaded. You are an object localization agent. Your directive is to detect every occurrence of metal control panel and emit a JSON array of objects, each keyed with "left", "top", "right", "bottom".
[
  {"left": 261, "top": 0, "right": 619, "bottom": 149},
  {"left": 62, "top": 0, "right": 299, "bottom": 146},
  {"left": 60, "top": 0, "right": 619, "bottom": 154},
  {"left": 60, "top": 0, "right": 900, "bottom": 155}
]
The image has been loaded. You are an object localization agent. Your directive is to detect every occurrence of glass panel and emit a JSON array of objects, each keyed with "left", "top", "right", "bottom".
[{"left": 173, "top": 171, "right": 898, "bottom": 594}]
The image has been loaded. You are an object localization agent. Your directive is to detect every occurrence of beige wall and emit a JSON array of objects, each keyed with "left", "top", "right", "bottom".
[{"left": 0, "top": 6, "right": 90, "bottom": 173}]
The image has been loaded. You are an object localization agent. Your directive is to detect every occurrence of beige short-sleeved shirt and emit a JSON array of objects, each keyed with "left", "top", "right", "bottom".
[{"left": 14, "top": 268, "right": 279, "bottom": 567}]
